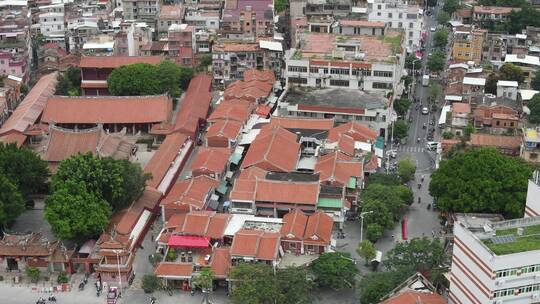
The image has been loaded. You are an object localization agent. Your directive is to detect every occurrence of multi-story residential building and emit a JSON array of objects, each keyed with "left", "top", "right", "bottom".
[
  {"left": 522, "top": 127, "right": 540, "bottom": 162},
  {"left": 452, "top": 26, "right": 486, "bottom": 64},
  {"left": 284, "top": 31, "right": 405, "bottom": 93},
  {"left": 505, "top": 54, "right": 540, "bottom": 88},
  {"left": 0, "top": 2, "right": 31, "bottom": 80},
  {"left": 221, "top": 0, "right": 273, "bottom": 39},
  {"left": 157, "top": 5, "right": 185, "bottom": 38},
  {"left": 473, "top": 104, "right": 520, "bottom": 133},
  {"left": 114, "top": 21, "right": 153, "bottom": 56},
  {"left": 38, "top": 3, "right": 66, "bottom": 42},
  {"left": 212, "top": 42, "right": 262, "bottom": 84},
  {"left": 122, "top": 0, "right": 159, "bottom": 25},
  {"left": 305, "top": 0, "right": 352, "bottom": 17},
  {"left": 278, "top": 87, "right": 391, "bottom": 138},
  {"left": 66, "top": 19, "right": 100, "bottom": 52},
  {"left": 482, "top": 33, "right": 528, "bottom": 64},
  {"left": 472, "top": 6, "right": 515, "bottom": 26},
  {"left": 334, "top": 19, "right": 387, "bottom": 36},
  {"left": 367, "top": 0, "right": 424, "bottom": 52},
  {"left": 140, "top": 24, "right": 195, "bottom": 66},
  {"left": 184, "top": 10, "right": 220, "bottom": 31},
  {"left": 449, "top": 213, "right": 540, "bottom": 304}
]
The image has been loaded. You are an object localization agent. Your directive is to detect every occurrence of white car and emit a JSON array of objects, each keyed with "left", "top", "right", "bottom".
[
  {"left": 430, "top": 27, "right": 436, "bottom": 32},
  {"left": 422, "top": 107, "right": 429, "bottom": 114}
]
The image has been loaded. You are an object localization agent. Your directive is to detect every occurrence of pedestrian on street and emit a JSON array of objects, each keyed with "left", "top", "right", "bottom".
[{"left": 431, "top": 230, "right": 435, "bottom": 237}]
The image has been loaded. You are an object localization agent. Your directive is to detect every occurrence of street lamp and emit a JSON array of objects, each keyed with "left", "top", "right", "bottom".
[
  {"left": 359, "top": 211, "right": 374, "bottom": 243},
  {"left": 112, "top": 249, "right": 123, "bottom": 298}
]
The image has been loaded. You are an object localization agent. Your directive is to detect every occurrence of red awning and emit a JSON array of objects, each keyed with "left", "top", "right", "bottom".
[{"left": 168, "top": 235, "right": 209, "bottom": 248}]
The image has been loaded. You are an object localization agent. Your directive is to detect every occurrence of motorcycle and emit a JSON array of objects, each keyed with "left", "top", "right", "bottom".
[
  {"left": 427, "top": 204, "right": 432, "bottom": 210},
  {"left": 417, "top": 137, "right": 420, "bottom": 143},
  {"left": 79, "top": 281, "right": 85, "bottom": 291},
  {"left": 48, "top": 296, "right": 57, "bottom": 303},
  {"left": 418, "top": 197, "right": 421, "bottom": 204}
]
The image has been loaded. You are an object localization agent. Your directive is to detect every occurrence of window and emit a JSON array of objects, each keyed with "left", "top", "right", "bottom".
[
  {"left": 399, "top": 13, "right": 403, "bottom": 18},
  {"left": 288, "top": 77, "right": 307, "bottom": 84},
  {"left": 352, "top": 68, "right": 371, "bottom": 76},
  {"left": 388, "top": 13, "right": 392, "bottom": 18},
  {"left": 330, "top": 68, "right": 350, "bottom": 75},
  {"left": 496, "top": 268, "right": 518, "bottom": 278},
  {"left": 310, "top": 67, "right": 319, "bottom": 73},
  {"left": 377, "top": 12, "right": 381, "bottom": 16},
  {"left": 57, "top": 25, "right": 61, "bottom": 30},
  {"left": 398, "top": 22, "right": 402, "bottom": 27},
  {"left": 409, "top": 22, "right": 413, "bottom": 28},
  {"left": 329, "top": 79, "right": 349, "bottom": 87},
  {"left": 288, "top": 66, "right": 307, "bottom": 73},
  {"left": 409, "top": 31, "right": 413, "bottom": 37},
  {"left": 373, "top": 82, "right": 392, "bottom": 89},
  {"left": 377, "top": 4, "right": 381, "bottom": 9},
  {"left": 373, "top": 71, "right": 393, "bottom": 77}
]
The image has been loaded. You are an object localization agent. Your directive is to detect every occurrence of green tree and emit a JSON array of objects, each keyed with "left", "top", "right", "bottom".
[
  {"left": 397, "top": 158, "right": 416, "bottom": 183},
  {"left": 309, "top": 252, "right": 358, "bottom": 290},
  {"left": 157, "top": 60, "right": 183, "bottom": 98},
  {"left": 358, "top": 271, "right": 404, "bottom": 304},
  {"left": 384, "top": 237, "right": 444, "bottom": 274},
  {"left": 0, "top": 174, "right": 24, "bottom": 227},
  {"left": 437, "top": 11, "right": 451, "bottom": 24},
  {"left": 485, "top": 72, "right": 499, "bottom": 95},
  {"left": 426, "top": 0, "right": 437, "bottom": 6},
  {"left": 142, "top": 274, "right": 161, "bottom": 293},
  {"left": 429, "top": 148, "right": 532, "bottom": 218},
  {"left": 52, "top": 154, "right": 149, "bottom": 212},
  {"left": 363, "top": 184, "right": 408, "bottom": 218},
  {"left": 277, "top": 267, "right": 315, "bottom": 304},
  {"left": 107, "top": 63, "right": 162, "bottom": 96},
  {"left": 366, "top": 173, "right": 401, "bottom": 186},
  {"left": 464, "top": 123, "right": 474, "bottom": 140},
  {"left": 394, "top": 185, "right": 414, "bottom": 206},
  {"left": 499, "top": 63, "right": 524, "bottom": 83},
  {"left": 178, "top": 67, "right": 195, "bottom": 90},
  {"left": 405, "top": 54, "right": 421, "bottom": 70},
  {"left": 393, "top": 98, "right": 411, "bottom": 117},
  {"left": 531, "top": 68, "right": 540, "bottom": 90},
  {"left": 45, "top": 180, "right": 111, "bottom": 242},
  {"left": 55, "top": 67, "right": 81, "bottom": 95},
  {"left": 442, "top": 0, "right": 460, "bottom": 14},
  {"left": 429, "top": 82, "right": 442, "bottom": 103},
  {"left": 393, "top": 120, "right": 409, "bottom": 140},
  {"left": 506, "top": 5, "right": 540, "bottom": 34},
  {"left": 230, "top": 263, "right": 283, "bottom": 304},
  {"left": 528, "top": 93, "right": 540, "bottom": 123},
  {"left": 433, "top": 30, "right": 449, "bottom": 48},
  {"left": 0, "top": 143, "right": 49, "bottom": 197},
  {"left": 274, "top": 0, "right": 286, "bottom": 12},
  {"left": 57, "top": 272, "right": 69, "bottom": 284},
  {"left": 357, "top": 240, "right": 376, "bottom": 265},
  {"left": 427, "top": 51, "right": 445, "bottom": 72},
  {"left": 442, "top": 131, "right": 454, "bottom": 139},
  {"left": 193, "top": 268, "right": 214, "bottom": 303},
  {"left": 26, "top": 267, "right": 40, "bottom": 283},
  {"left": 366, "top": 223, "right": 384, "bottom": 242},
  {"left": 198, "top": 54, "right": 212, "bottom": 71},
  {"left": 362, "top": 199, "right": 394, "bottom": 232}
]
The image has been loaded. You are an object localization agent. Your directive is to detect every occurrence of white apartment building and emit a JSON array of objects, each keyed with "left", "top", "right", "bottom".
[
  {"left": 284, "top": 32, "right": 405, "bottom": 95},
  {"left": 367, "top": 0, "right": 424, "bottom": 52},
  {"left": 38, "top": 4, "right": 66, "bottom": 38},
  {"left": 122, "top": 0, "right": 159, "bottom": 25},
  {"left": 449, "top": 175, "right": 540, "bottom": 304}
]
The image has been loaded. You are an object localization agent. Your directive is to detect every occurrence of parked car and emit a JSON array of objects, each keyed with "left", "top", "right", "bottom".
[{"left": 422, "top": 107, "right": 429, "bottom": 115}]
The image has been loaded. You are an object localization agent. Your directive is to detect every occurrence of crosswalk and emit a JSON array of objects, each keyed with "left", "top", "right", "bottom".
[{"left": 396, "top": 146, "right": 425, "bottom": 153}]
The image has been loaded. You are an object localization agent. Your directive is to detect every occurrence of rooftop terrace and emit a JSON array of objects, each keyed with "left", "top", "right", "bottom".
[{"left": 476, "top": 216, "right": 540, "bottom": 255}]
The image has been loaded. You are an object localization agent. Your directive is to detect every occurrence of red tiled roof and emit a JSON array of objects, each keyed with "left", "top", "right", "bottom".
[
  {"left": 452, "top": 102, "right": 471, "bottom": 114},
  {"left": 208, "top": 100, "right": 252, "bottom": 123},
  {"left": 303, "top": 211, "right": 333, "bottom": 244},
  {"left": 144, "top": 132, "right": 189, "bottom": 189},
  {"left": 469, "top": 134, "right": 521, "bottom": 149},
  {"left": 155, "top": 262, "right": 193, "bottom": 278},
  {"left": 181, "top": 211, "right": 212, "bottom": 236},
  {"left": 380, "top": 291, "right": 446, "bottom": 304},
  {"left": 266, "top": 117, "right": 334, "bottom": 131},
  {"left": 337, "top": 133, "right": 355, "bottom": 156},
  {"left": 229, "top": 179, "right": 257, "bottom": 202},
  {"left": 205, "top": 119, "right": 242, "bottom": 141},
  {"left": 42, "top": 95, "right": 172, "bottom": 125},
  {"left": 339, "top": 20, "right": 386, "bottom": 27},
  {"left": 315, "top": 151, "right": 363, "bottom": 186},
  {"left": 161, "top": 175, "right": 219, "bottom": 210},
  {"left": 0, "top": 73, "right": 58, "bottom": 145},
  {"left": 173, "top": 74, "right": 213, "bottom": 137},
  {"left": 206, "top": 213, "right": 231, "bottom": 239},
  {"left": 241, "top": 126, "right": 300, "bottom": 172},
  {"left": 210, "top": 248, "right": 231, "bottom": 278},
  {"left": 255, "top": 180, "right": 319, "bottom": 205},
  {"left": 237, "top": 166, "right": 267, "bottom": 180},
  {"left": 327, "top": 122, "right": 377, "bottom": 143},
  {"left": 190, "top": 147, "right": 231, "bottom": 177},
  {"left": 173, "top": 211, "right": 230, "bottom": 239},
  {"left": 79, "top": 56, "right": 164, "bottom": 68},
  {"left": 473, "top": 5, "right": 513, "bottom": 14},
  {"left": 243, "top": 69, "right": 275, "bottom": 83},
  {"left": 230, "top": 229, "right": 280, "bottom": 261},
  {"left": 281, "top": 209, "right": 308, "bottom": 240}
]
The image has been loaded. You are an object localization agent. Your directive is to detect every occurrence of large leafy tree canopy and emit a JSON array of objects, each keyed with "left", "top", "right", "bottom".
[
  {"left": 52, "top": 153, "right": 150, "bottom": 212},
  {"left": 429, "top": 148, "right": 532, "bottom": 218},
  {"left": 230, "top": 263, "right": 283, "bottom": 304},
  {"left": 384, "top": 237, "right": 444, "bottom": 273},
  {"left": 309, "top": 252, "right": 358, "bottom": 290},
  {"left": 427, "top": 50, "right": 445, "bottom": 72},
  {"left": 55, "top": 67, "right": 82, "bottom": 96},
  {"left": 107, "top": 61, "right": 194, "bottom": 96},
  {"left": 0, "top": 143, "right": 49, "bottom": 197},
  {"left": 499, "top": 63, "right": 524, "bottom": 83},
  {"left": 45, "top": 180, "right": 111, "bottom": 242},
  {"left": 359, "top": 271, "right": 404, "bottom": 304},
  {"left": 528, "top": 93, "right": 540, "bottom": 123},
  {"left": 0, "top": 174, "right": 24, "bottom": 227}
]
